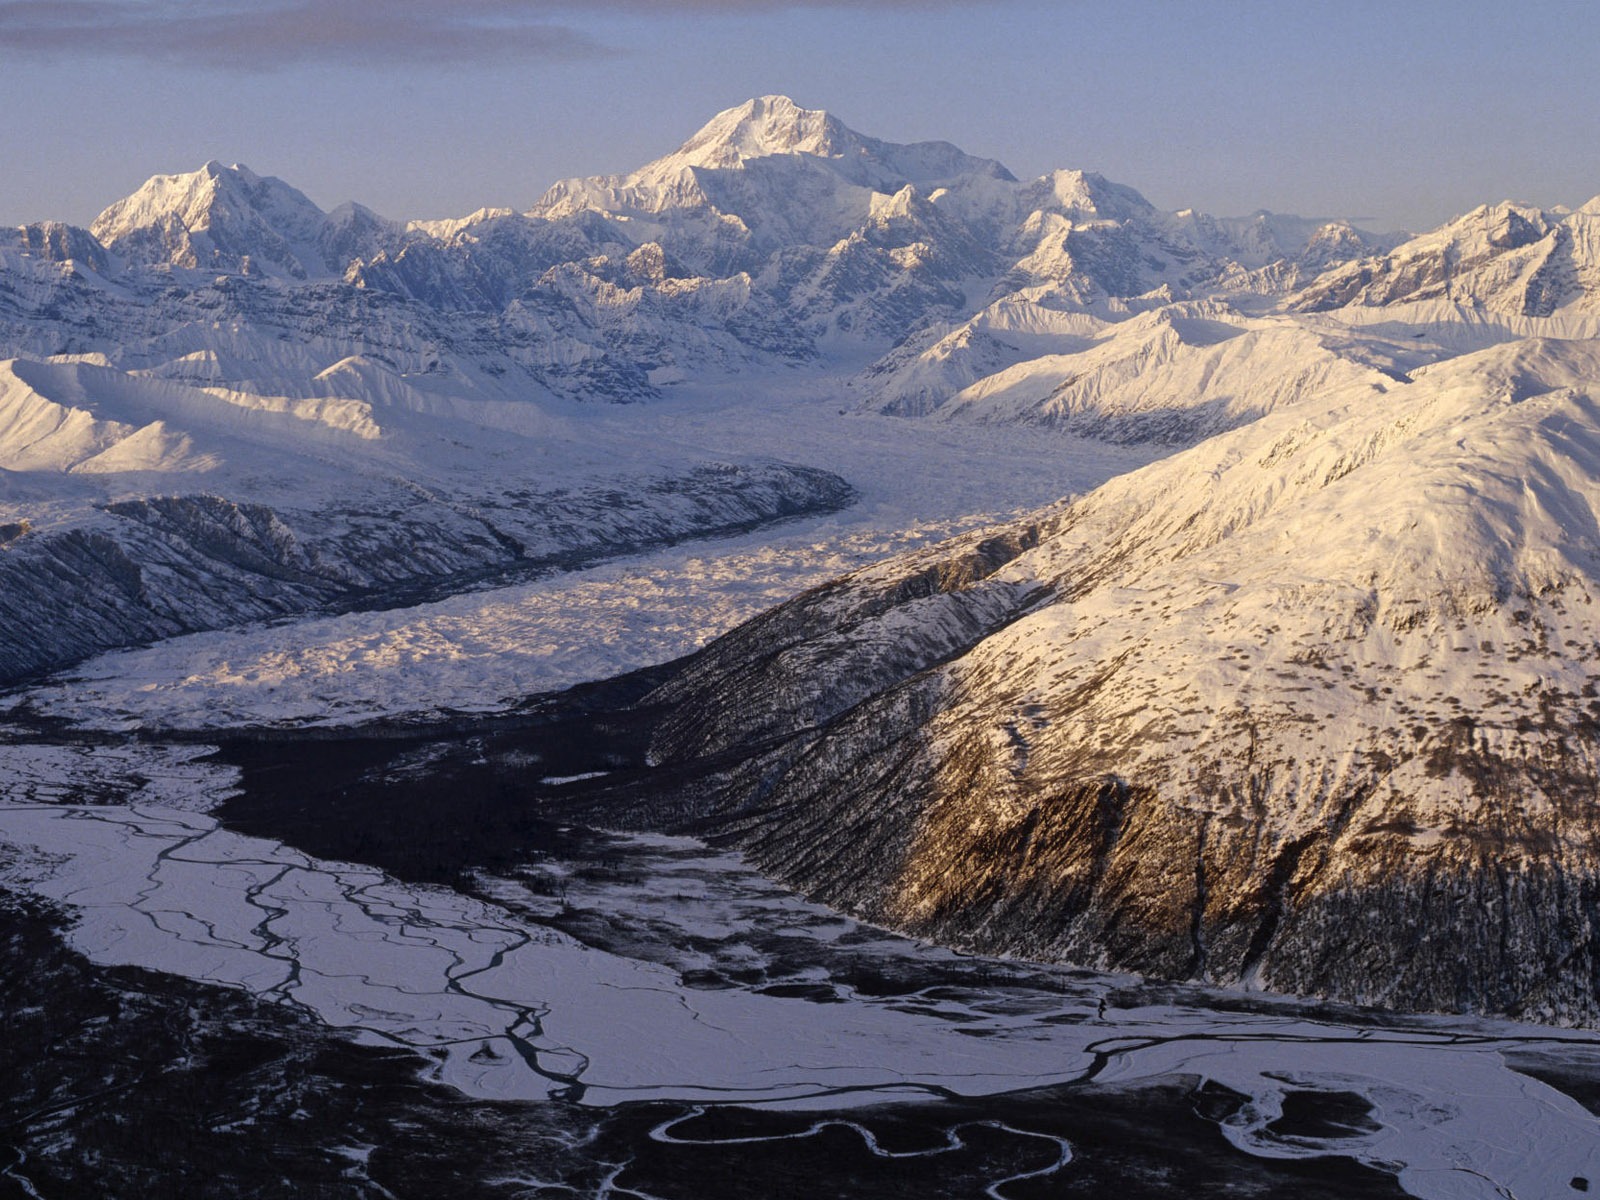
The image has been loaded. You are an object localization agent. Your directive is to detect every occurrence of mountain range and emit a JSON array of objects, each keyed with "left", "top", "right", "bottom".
[{"left": 7, "top": 96, "right": 1600, "bottom": 1024}]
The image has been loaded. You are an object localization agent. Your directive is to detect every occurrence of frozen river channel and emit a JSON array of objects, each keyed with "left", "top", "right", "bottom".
[{"left": 4, "top": 759, "right": 1600, "bottom": 1199}]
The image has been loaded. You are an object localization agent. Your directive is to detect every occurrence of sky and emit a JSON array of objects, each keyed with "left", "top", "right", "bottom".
[{"left": 1, "top": 0, "right": 1597, "bottom": 234}]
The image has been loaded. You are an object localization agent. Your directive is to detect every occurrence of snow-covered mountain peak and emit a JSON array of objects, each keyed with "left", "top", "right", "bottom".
[
  {"left": 673, "top": 95, "right": 848, "bottom": 169},
  {"left": 325, "top": 200, "right": 392, "bottom": 229},
  {"left": 91, "top": 162, "right": 333, "bottom": 279},
  {"left": 93, "top": 162, "right": 305, "bottom": 241},
  {"left": 664, "top": 95, "right": 1015, "bottom": 187},
  {"left": 407, "top": 207, "right": 518, "bottom": 240},
  {"left": 2, "top": 100, "right": 1579, "bottom": 426},
  {"left": 1029, "top": 169, "right": 1155, "bottom": 222},
  {"left": 1292, "top": 196, "right": 1600, "bottom": 321},
  {"left": 529, "top": 95, "right": 1016, "bottom": 237}
]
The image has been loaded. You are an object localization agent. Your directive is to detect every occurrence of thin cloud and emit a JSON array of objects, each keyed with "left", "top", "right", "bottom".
[
  {"left": 0, "top": 1, "right": 601, "bottom": 67},
  {"left": 0, "top": 0, "right": 999, "bottom": 68}
]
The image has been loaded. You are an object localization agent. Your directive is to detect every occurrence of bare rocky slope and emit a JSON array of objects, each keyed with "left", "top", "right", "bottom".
[
  {"left": 0, "top": 461, "right": 849, "bottom": 684},
  {"left": 0, "top": 353, "right": 851, "bottom": 684}
]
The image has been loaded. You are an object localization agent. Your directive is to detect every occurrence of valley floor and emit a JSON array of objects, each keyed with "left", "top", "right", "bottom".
[
  {"left": 3, "top": 753, "right": 1599, "bottom": 1200},
  {"left": 3, "top": 387, "right": 1156, "bottom": 731},
  {"left": 3, "top": 386, "right": 1600, "bottom": 1198}
]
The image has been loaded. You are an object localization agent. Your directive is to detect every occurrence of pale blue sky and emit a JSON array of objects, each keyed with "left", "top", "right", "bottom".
[{"left": 2, "top": 0, "right": 1596, "bottom": 234}]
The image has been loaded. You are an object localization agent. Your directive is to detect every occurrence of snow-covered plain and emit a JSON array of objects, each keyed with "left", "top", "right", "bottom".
[
  {"left": 2, "top": 799, "right": 1598, "bottom": 1200},
  {"left": 0, "top": 738, "right": 238, "bottom": 809}
]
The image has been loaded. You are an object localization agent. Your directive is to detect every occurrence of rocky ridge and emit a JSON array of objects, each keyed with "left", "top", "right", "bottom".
[{"left": 0, "top": 352, "right": 851, "bottom": 683}]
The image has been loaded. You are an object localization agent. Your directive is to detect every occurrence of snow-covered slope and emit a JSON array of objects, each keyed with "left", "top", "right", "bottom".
[
  {"left": 607, "top": 336, "right": 1600, "bottom": 1023},
  {"left": 1294, "top": 199, "right": 1600, "bottom": 328},
  {"left": 856, "top": 193, "right": 1600, "bottom": 441},
  {"left": 0, "top": 352, "right": 852, "bottom": 683},
  {"left": 91, "top": 162, "right": 378, "bottom": 279},
  {"left": 864, "top": 301, "right": 1417, "bottom": 443},
  {"left": 530, "top": 94, "right": 1015, "bottom": 259},
  {"left": 0, "top": 358, "right": 209, "bottom": 473}
]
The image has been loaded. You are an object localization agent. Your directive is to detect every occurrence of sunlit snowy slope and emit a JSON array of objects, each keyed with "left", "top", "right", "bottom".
[{"left": 620, "top": 335, "right": 1600, "bottom": 1021}]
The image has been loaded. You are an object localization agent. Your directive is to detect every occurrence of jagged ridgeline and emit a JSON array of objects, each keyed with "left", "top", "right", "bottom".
[{"left": 4, "top": 96, "right": 1423, "bottom": 401}]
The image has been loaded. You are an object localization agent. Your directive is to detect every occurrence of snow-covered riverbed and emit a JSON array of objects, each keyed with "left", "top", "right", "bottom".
[{"left": 4, "top": 795, "right": 1599, "bottom": 1200}]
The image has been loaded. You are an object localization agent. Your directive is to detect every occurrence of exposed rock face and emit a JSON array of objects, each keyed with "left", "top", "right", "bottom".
[{"left": 603, "top": 337, "right": 1600, "bottom": 1025}]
